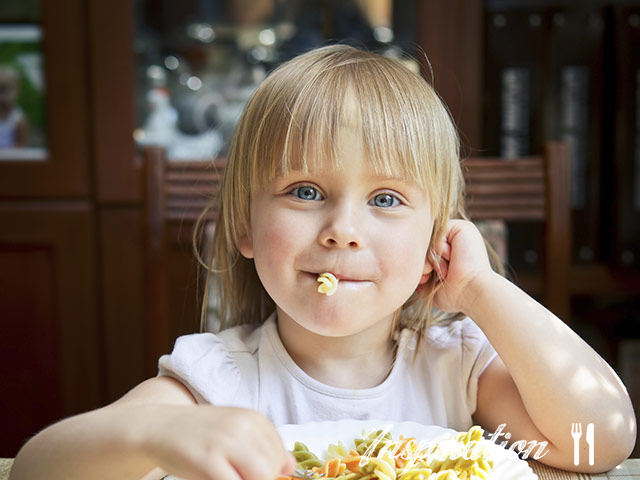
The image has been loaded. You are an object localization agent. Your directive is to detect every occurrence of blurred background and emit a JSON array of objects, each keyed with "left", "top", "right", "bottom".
[{"left": 0, "top": 0, "right": 639, "bottom": 459}]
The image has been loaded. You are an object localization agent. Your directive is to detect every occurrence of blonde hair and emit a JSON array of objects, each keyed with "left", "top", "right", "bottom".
[{"left": 198, "top": 44, "right": 471, "bottom": 337}]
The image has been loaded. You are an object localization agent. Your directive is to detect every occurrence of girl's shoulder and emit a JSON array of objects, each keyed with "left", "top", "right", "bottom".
[
  {"left": 156, "top": 316, "right": 275, "bottom": 404},
  {"left": 421, "top": 316, "right": 489, "bottom": 349},
  {"left": 161, "top": 319, "right": 267, "bottom": 366},
  {"left": 404, "top": 317, "right": 497, "bottom": 418}
]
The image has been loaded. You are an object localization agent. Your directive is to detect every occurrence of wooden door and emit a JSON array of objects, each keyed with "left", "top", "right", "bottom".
[{"left": 0, "top": 206, "right": 100, "bottom": 456}]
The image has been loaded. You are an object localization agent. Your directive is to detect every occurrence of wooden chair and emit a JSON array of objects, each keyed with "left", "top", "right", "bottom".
[
  {"left": 462, "top": 141, "right": 572, "bottom": 321},
  {"left": 141, "top": 146, "right": 225, "bottom": 373}
]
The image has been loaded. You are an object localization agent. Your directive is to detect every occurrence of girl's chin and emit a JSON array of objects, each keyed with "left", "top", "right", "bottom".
[{"left": 283, "top": 305, "right": 394, "bottom": 339}]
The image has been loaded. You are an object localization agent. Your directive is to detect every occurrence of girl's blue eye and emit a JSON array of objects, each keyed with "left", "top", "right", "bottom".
[
  {"left": 371, "top": 193, "right": 400, "bottom": 208},
  {"left": 292, "top": 185, "right": 323, "bottom": 201}
]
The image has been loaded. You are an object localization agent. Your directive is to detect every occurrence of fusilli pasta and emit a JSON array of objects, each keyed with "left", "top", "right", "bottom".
[{"left": 279, "top": 426, "right": 495, "bottom": 480}]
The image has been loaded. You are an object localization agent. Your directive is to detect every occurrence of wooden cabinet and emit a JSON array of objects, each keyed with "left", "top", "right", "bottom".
[
  {"left": 0, "top": 0, "right": 145, "bottom": 457},
  {"left": 0, "top": 206, "right": 100, "bottom": 455}
]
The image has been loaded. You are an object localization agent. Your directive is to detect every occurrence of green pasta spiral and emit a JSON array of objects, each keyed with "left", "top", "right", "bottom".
[
  {"left": 292, "top": 441, "right": 324, "bottom": 469},
  {"left": 355, "top": 430, "right": 393, "bottom": 456}
]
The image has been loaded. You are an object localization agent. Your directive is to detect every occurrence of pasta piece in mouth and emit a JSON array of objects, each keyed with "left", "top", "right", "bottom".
[{"left": 317, "top": 272, "right": 339, "bottom": 296}]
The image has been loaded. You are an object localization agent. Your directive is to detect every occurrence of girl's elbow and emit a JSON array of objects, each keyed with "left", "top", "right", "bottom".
[
  {"left": 556, "top": 411, "right": 637, "bottom": 474},
  {"left": 588, "top": 446, "right": 635, "bottom": 475},
  {"left": 615, "top": 408, "right": 637, "bottom": 464},
  {"left": 616, "top": 416, "right": 638, "bottom": 467},
  {"left": 589, "top": 416, "right": 637, "bottom": 474}
]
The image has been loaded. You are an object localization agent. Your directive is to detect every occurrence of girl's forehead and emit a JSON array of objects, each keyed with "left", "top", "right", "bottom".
[
  {"left": 272, "top": 123, "right": 425, "bottom": 186},
  {"left": 340, "top": 88, "right": 361, "bottom": 129},
  {"left": 272, "top": 151, "right": 423, "bottom": 189},
  {"left": 252, "top": 69, "right": 449, "bottom": 200}
]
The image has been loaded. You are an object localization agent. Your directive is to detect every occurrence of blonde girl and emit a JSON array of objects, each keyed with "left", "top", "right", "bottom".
[{"left": 11, "top": 45, "right": 635, "bottom": 480}]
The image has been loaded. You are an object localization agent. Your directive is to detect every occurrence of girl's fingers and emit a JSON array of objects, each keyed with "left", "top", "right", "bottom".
[
  {"left": 431, "top": 240, "right": 450, "bottom": 282},
  {"left": 168, "top": 451, "right": 242, "bottom": 480},
  {"left": 437, "top": 258, "right": 449, "bottom": 281},
  {"left": 255, "top": 415, "right": 294, "bottom": 474},
  {"left": 227, "top": 421, "right": 292, "bottom": 480},
  {"left": 230, "top": 447, "right": 285, "bottom": 480},
  {"left": 203, "top": 458, "right": 244, "bottom": 480},
  {"left": 282, "top": 453, "right": 297, "bottom": 474},
  {"left": 231, "top": 459, "right": 269, "bottom": 480},
  {"left": 440, "top": 241, "right": 451, "bottom": 262}
]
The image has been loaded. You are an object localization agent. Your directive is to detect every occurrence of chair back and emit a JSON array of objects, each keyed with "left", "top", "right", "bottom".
[
  {"left": 463, "top": 141, "right": 572, "bottom": 320},
  {"left": 141, "top": 146, "right": 225, "bottom": 372}
]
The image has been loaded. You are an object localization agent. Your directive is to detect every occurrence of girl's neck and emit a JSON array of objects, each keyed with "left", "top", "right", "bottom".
[{"left": 275, "top": 310, "right": 397, "bottom": 389}]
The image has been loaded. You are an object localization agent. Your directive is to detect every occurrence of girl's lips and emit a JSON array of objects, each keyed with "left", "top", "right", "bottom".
[
  {"left": 332, "top": 274, "right": 361, "bottom": 282},
  {"left": 305, "top": 271, "right": 366, "bottom": 282}
]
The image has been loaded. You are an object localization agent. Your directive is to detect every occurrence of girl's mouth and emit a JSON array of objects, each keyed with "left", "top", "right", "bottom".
[
  {"left": 302, "top": 270, "right": 370, "bottom": 284},
  {"left": 309, "top": 272, "right": 362, "bottom": 282}
]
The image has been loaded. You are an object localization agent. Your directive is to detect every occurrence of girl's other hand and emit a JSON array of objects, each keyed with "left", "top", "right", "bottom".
[
  {"left": 142, "top": 405, "right": 296, "bottom": 480},
  {"left": 430, "top": 219, "right": 493, "bottom": 314}
]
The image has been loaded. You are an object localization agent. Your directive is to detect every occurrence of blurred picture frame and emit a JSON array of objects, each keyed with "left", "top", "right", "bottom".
[{"left": 0, "top": 23, "right": 46, "bottom": 159}]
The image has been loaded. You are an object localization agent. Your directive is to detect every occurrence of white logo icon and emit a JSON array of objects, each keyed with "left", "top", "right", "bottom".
[{"left": 571, "top": 423, "right": 594, "bottom": 466}]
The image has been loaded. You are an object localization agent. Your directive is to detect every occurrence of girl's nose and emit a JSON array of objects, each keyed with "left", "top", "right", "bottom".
[{"left": 318, "top": 203, "right": 363, "bottom": 249}]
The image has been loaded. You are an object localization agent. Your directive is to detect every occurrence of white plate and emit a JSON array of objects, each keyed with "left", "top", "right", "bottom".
[{"left": 278, "top": 419, "right": 538, "bottom": 480}]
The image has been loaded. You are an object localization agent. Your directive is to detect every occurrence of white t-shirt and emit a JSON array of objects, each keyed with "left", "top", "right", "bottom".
[{"left": 158, "top": 313, "right": 497, "bottom": 431}]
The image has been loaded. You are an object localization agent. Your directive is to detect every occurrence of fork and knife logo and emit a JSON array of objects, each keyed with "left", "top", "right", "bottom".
[{"left": 571, "top": 423, "right": 594, "bottom": 466}]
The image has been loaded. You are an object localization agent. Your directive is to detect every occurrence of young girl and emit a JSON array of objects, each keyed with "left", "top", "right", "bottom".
[{"left": 11, "top": 45, "right": 636, "bottom": 480}]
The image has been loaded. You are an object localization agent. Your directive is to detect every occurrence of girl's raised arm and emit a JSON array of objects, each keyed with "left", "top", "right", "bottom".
[
  {"left": 432, "top": 219, "right": 636, "bottom": 473},
  {"left": 10, "top": 376, "right": 295, "bottom": 480}
]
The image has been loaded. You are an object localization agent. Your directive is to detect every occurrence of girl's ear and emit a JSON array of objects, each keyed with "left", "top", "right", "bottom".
[
  {"left": 237, "top": 234, "right": 254, "bottom": 259},
  {"left": 419, "top": 249, "right": 436, "bottom": 285}
]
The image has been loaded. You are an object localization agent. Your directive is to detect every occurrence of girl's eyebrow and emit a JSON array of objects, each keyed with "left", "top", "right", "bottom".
[
  {"left": 367, "top": 174, "right": 420, "bottom": 188},
  {"left": 272, "top": 169, "right": 310, "bottom": 181},
  {"left": 273, "top": 171, "right": 419, "bottom": 189},
  {"left": 368, "top": 173, "right": 407, "bottom": 182},
  {"left": 272, "top": 165, "right": 419, "bottom": 185}
]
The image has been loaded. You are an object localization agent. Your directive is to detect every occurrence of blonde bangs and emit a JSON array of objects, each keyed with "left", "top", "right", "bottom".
[{"left": 241, "top": 48, "right": 459, "bottom": 220}]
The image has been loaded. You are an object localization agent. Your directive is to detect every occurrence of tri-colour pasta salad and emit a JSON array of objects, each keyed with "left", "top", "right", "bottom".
[{"left": 281, "top": 426, "right": 495, "bottom": 480}]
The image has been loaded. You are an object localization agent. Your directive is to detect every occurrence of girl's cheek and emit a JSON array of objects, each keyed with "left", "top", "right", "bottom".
[
  {"left": 257, "top": 217, "right": 303, "bottom": 264},
  {"left": 381, "top": 227, "right": 430, "bottom": 278}
]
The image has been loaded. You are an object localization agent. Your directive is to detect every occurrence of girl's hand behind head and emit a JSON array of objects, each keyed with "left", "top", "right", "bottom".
[
  {"left": 143, "top": 405, "right": 295, "bottom": 480},
  {"left": 430, "top": 219, "right": 494, "bottom": 315}
]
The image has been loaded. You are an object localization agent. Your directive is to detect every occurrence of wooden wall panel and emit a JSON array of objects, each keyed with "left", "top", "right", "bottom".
[
  {"left": 99, "top": 208, "right": 147, "bottom": 402},
  {"left": 88, "top": 0, "right": 139, "bottom": 203},
  {"left": 0, "top": 247, "right": 61, "bottom": 456},
  {"left": 416, "top": 0, "right": 483, "bottom": 153},
  {"left": 0, "top": 205, "right": 100, "bottom": 456}
]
